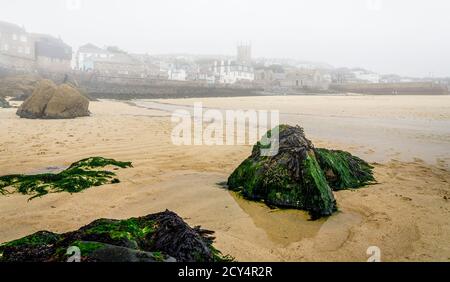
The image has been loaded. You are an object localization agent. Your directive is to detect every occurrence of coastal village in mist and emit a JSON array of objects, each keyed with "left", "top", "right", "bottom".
[
  {"left": 0, "top": 1, "right": 449, "bottom": 265},
  {"left": 0, "top": 19, "right": 448, "bottom": 97}
]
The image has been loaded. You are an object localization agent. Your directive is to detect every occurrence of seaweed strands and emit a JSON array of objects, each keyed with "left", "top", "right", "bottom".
[{"left": 0, "top": 157, "right": 132, "bottom": 200}]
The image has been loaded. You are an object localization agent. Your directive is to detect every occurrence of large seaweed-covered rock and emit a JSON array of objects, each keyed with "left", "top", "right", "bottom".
[
  {"left": 16, "top": 80, "right": 89, "bottom": 119},
  {"left": 228, "top": 125, "right": 337, "bottom": 219},
  {"left": 227, "top": 125, "right": 375, "bottom": 219},
  {"left": 0, "top": 210, "right": 231, "bottom": 262}
]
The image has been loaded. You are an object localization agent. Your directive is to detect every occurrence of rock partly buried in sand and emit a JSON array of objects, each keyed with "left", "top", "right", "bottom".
[
  {"left": 0, "top": 96, "right": 10, "bottom": 108},
  {"left": 16, "top": 79, "right": 90, "bottom": 119},
  {"left": 227, "top": 125, "right": 375, "bottom": 219},
  {"left": 0, "top": 210, "right": 232, "bottom": 262}
]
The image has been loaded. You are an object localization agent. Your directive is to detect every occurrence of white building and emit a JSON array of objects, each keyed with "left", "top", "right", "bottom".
[
  {"left": 76, "top": 43, "right": 113, "bottom": 71},
  {"left": 213, "top": 60, "right": 254, "bottom": 84},
  {"left": 168, "top": 68, "right": 187, "bottom": 81},
  {"left": 351, "top": 70, "right": 380, "bottom": 83}
]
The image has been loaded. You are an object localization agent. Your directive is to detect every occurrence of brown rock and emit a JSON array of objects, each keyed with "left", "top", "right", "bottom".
[
  {"left": 16, "top": 80, "right": 90, "bottom": 119},
  {"left": 44, "top": 84, "right": 90, "bottom": 119},
  {"left": 16, "top": 80, "right": 57, "bottom": 119}
]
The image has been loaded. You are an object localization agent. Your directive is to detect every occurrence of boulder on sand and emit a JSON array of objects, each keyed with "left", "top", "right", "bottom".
[
  {"left": 227, "top": 125, "right": 375, "bottom": 219},
  {"left": 0, "top": 210, "right": 231, "bottom": 262},
  {"left": 16, "top": 80, "right": 90, "bottom": 119},
  {"left": 16, "top": 79, "right": 57, "bottom": 119},
  {"left": 44, "top": 84, "right": 90, "bottom": 119}
]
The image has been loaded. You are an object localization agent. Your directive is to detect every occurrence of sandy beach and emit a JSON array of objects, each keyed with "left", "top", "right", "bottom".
[{"left": 1, "top": 95, "right": 449, "bottom": 262}]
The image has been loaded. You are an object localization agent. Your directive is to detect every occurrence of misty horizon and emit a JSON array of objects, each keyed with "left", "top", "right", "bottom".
[{"left": 1, "top": 0, "right": 450, "bottom": 77}]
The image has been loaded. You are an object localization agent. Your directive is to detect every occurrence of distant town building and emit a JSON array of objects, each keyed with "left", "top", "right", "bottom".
[
  {"left": 130, "top": 54, "right": 168, "bottom": 79},
  {"left": 236, "top": 43, "right": 252, "bottom": 65},
  {"left": 0, "top": 21, "right": 35, "bottom": 71},
  {"left": 280, "top": 69, "right": 330, "bottom": 90},
  {"left": 212, "top": 60, "right": 254, "bottom": 84},
  {"left": 351, "top": 69, "right": 380, "bottom": 84},
  {"left": 254, "top": 64, "right": 286, "bottom": 86},
  {"left": 31, "top": 34, "right": 72, "bottom": 72},
  {"left": 0, "top": 20, "right": 71, "bottom": 73},
  {"left": 76, "top": 43, "right": 112, "bottom": 71},
  {"left": 168, "top": 68, "right": 187, "bottom": 81},
  {"left": 332, "top": 68, "right": 380, "bottom": 84},
  {"left": 76, "top": 44, "right": 146, "bottom": 77},
  {"left": 88, "top": 55, "right": 145, "bottom": 77}
]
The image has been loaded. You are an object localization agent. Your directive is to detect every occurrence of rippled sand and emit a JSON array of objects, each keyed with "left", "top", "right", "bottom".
[{"left": 0, "top": 96, "right": 449, "bottom": 261}]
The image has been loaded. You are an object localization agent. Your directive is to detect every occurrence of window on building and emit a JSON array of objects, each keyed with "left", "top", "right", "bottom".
[
  {"left": 24, "top": 47, "right": 31, "bottom": 54},
  {"left": 18, "top": 46, "right": 23, "bottom": 53},
  {"left": 12, "top": 34, "right": 18, "bottom": 40},
  {"left": 20, "top": 35, "right": 27, "bottom": 42},
  {"left": 4, "top": 44, "right": 9, "bottom": 51}
]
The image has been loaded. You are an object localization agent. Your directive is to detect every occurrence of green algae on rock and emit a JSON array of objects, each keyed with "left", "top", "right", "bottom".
[
  {"left": 0, "top": 210, "right": 232, "bottom": 262},
  {"left": 227, "top": 125, "right": 375, "bottom": 219},
  {"left": 315, "top": 148, "right": 375, "bottom": 190},
  {"left": 0, "top": 157, "right": 132, "bottom": 200}
]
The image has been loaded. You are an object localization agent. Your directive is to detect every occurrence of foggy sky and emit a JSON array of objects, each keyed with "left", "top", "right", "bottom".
[{"left": 1, "top": 0, "right": 449, "bottom": 77}]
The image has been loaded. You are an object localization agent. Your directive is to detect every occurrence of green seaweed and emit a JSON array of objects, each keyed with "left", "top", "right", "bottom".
[
  {"left": 227, "top": 125, "right": 375, "bottom": 219},
  {"left": 0, "top": 157, "right": 132, "bottom": 199},
  {"left": 84, "top": 218, "right": 154, "bottom": 242},
  {"left": 71, "top": 241, "right": 105, "bottom": 255},
  {"left": 152, "top": 251, "right": 164, "bottom": 262},
  {"left": 0, "top": 210, "right": 230, "bottom": 262},
  {"left": 0, "top": 231, "right": 61, "bottom": 248},
  {"left": 302, "top": 152, "right": 337, "bottom": 218},
  {"left": 315, "top": 148, "right": 375, "bottom": 190}
]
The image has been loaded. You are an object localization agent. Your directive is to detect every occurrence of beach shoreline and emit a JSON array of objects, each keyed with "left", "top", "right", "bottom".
[{"left": 1, "top": 96, "right": 449, "bottom": 261}]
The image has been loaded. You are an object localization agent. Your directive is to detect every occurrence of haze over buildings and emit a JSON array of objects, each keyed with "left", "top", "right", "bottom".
[{"left": 0, "top": 0, "right": 449, "bottom": 78}]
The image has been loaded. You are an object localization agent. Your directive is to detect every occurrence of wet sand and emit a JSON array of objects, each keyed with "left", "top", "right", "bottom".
[{"left": 0, "top": 96, "right": 449, "bottom": 261}]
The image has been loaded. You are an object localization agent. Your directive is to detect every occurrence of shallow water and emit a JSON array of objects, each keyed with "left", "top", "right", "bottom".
[
  {"left": 132, "top": 99, "right": 450, "bottom": 165},
  {"left": 153, "top": 171, "right": 364, "bottom": 247}
]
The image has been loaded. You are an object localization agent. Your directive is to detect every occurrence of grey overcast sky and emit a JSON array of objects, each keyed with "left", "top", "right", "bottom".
[{"left": 1, "top": 0, "right": 449, "bottom": 77}]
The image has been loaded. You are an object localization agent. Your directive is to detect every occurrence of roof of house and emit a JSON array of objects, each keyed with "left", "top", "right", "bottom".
[
  {"left": 0, "top": 21, "right": 26, "bottom": 33},
  {"left": 31, "top": 33, "right": 72, "bottom": 60},
  {"left": 89, "top": 53, "right": 141, "bottom": 65},
  {"left": 78, "top": 43, "right": 104, "bottom": 52}
]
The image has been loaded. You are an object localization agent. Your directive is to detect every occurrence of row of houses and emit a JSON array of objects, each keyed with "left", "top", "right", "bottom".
[
  {"left": 3, "top": 20, "right": 403, "bottom": 91},
  {"left": 253, "top": 65, "right": 332, "bottom": 91},
  {"left": 75, "top": 42, "right": 257, "bottom": 85},
  {"left": 0, "top": 19, "right": 332, "bottom": 90},
  {"left": 0, "top": 21, "right": 72, "bottom": 73}
]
